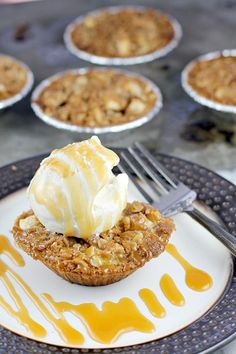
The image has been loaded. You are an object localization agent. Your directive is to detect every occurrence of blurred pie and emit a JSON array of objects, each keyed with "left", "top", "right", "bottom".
[
  {"left": 70, "top": 8, "right": 175, "bottom": 58},
  {"left": 187, "top": 55, "right": 236, "bottom": 106},
  {"left": 35, "top": 69, "right": 157, "bottom": 127},
  {"left": 0, "top": 55, "right": 27, "bottom": 101}
]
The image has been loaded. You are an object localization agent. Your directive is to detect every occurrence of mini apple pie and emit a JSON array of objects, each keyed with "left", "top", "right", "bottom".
[
  {"left": 70, "top": 8, "right": 175, "bottom": 58},
  {"left": 34, "top": 69, "right": 157, "bottom": 127},
  {"left": 13, "top": 203, "right": 174, "bottom": 286},
  {"left": 0, "top": 55, "right": 28, "bottom": 101},
  {"left": 187, "top": 55, "right": 236, "bottom": 106},
  {"left": 12, "top": 137, "right": 174, "bottom": 286}
]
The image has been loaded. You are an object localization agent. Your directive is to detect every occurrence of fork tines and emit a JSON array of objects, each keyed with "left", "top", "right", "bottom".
[
  {"left": 119, "top": 144, "right": 236, "bottom": 256},
  {"left": 119, "top": 143, "right": 173, "bottom": 204},
  {"left": 119, "top": 143, "right": 194, "bottom": 212},
  {"left": 119, "top": 150, "right": 159, "bottom": 204}
]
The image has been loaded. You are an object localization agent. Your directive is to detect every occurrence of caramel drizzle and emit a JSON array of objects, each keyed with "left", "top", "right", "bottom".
[
  {"left": 0, "top": 259, "right": 84, "bottom": 344},
  {"left": 0, "top": 234, "right": 24, "bottom": 266},
  {"left": 139, "top": 288, "right": 166, "bottom": 318},
  {"left": 166, "top": 243, "right": 213, "bottom": 291},
  {"left": 30, "top": 139, "right": 123, "bottom": 238},
  {"left": 160, "top": 274, "right": 185, "bottom": 306},
  {"left": 0, "top": 235, "right": 213, "bottom": 345},
  {"left": 0, "top": 235, "right": 84, "bottom": 344},
  {"left": 42, "top": 293, "right": 155, "bottom": 344},
  {"left": 0, "top": 265, "right": 46, "bottom": 337},
  {"left": 0, "top": 235, "right": 44, "bottom": 337}
]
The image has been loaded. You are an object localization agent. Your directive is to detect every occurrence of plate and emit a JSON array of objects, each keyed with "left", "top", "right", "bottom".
[
  {"left": 0, "top": 152, "right": 235, "bottom": 354},
  {"left": 31, "top": 68, "right": 162, "bottom": 134},
  {"left": 64, "top": 6, "right": 182, "bottom": 66}
]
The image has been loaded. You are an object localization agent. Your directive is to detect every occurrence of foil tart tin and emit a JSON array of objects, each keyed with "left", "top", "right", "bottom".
[
  {"left": 31, "top": 67, "right": 163, "bottom": 134},
  {"left": 181, "top": 49, "right": 236, "bottom": 116},
  {"left": 0, "top": 54, "right": 34, "bottom": 110},
  {"left": 64, "top": 6, "right": 182, "bottom": 66}
]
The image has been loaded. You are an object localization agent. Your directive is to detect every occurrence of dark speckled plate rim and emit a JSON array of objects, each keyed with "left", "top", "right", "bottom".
[{"left": 0, "top": 151, "right": 235, "bottom": 354}]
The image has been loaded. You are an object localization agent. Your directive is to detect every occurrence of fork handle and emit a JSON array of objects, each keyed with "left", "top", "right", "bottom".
[{"left": 186, "top": 208, "right": 236, "bottom": 257}]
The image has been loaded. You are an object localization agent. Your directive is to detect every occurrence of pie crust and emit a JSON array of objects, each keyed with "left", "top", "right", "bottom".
[{"left": 12, "top": 202, "right": 174, "bottom": 286}]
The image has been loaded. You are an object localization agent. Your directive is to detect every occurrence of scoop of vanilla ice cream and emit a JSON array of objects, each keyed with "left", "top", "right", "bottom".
[{"left": 28, "top": 136, "right": 128, "bottom": 239}]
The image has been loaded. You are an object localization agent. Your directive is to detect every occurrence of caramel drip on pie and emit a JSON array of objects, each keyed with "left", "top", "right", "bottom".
[
  {"left": 31, "top": 183, "right": 63, "bottom": 223},
  {"left": 166, "top": 244, "right": 213, "bottom": 291},
  {"left": 42, "top": 294, "right": 155, "bottom": 344},
  {"left": 29, "top": 137, "right": 124, "bottom": 238},
  {"left": 31, "top": 183, "right": 74, "bottom": 235},
  {"left": 58, "top": 140, "right": 119, "bottom": 236},
  {"left": 63, "top": 162, "right": 97, "bottom": 237},
  {"left": 0, "top": 234, "right": 24, "bottom": 266},
  {"left": 160, "top": 274, "right": 185, "bottom": 306},
  {"left": 139, "top": 288, "right": 166, "bottom": 318}
]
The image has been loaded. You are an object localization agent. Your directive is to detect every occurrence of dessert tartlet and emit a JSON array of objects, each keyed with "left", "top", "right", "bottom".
[
  {"left": 31, "top": 68, "right": 161, "bottom": 132},
  {"left": 0, "top": 55, "right": 33, "bottom": 109},
  {"left": 12, "top": 137, "right": 174, "bottom": 286},
  {"left": 182, "top": 51, "right": 236, "bottom": 113},
  {"left": 64, "top": 6, "right": 182, "bottom": 64}
]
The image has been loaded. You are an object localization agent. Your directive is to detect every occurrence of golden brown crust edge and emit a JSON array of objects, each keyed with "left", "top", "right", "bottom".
[{"left": 12, "top": 202, "right": 174, "bottom": 286}]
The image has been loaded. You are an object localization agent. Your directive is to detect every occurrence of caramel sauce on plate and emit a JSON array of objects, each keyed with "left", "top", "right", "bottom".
[
  {"left": 139, "top": 288, "right": 166, "bottom": 318},
  {"left": 0, "top": 235, "right": 84, "bottom": 344},
  {"left": 160, "top": 274, "right": 185, "bottom": 306},
  {"left": 166, "top": 243, "right": 213, "bottom": 291},
  {"left": 43, "top": 294, "right": 154, "bottom": 344},
  {"left": 0, "top": 234, "right": 24, "bottom": 266},
  {"left": 0, "top": 258, "right": 84, "bottom": 344},
  {"left": 0, "top": 260, "right": 46, "bottom": 337},
  {"left": 0, "top": 234, "right": 213, "bottom": 345}
]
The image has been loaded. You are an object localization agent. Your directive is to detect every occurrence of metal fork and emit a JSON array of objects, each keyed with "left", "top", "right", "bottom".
[{"left": 119, "top": 143, "right": 236, "bottom": 257}]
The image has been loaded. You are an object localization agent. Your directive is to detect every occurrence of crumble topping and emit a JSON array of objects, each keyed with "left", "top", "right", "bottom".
[
  {"left": 187, "top": 56, "right": 236, "bottom": 106},
  {"left": 70, "top": 8, "right": 175, "bottom": 58},
  {"left": 0, "top": 56, "right": 27, "bottom": 101},
  {"left": 13, "top": 202, "right": 174, "bottom": 274},
  {"left": 35, "top": 69, "right": 157, "bottom": 127}
]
